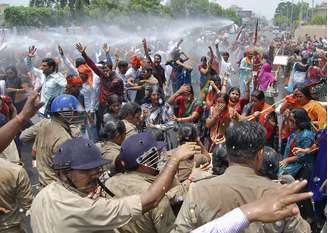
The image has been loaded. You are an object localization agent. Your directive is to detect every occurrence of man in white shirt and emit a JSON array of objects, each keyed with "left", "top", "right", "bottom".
[{"left": 25, "top": 46, "right": 67, "bottom": 117}]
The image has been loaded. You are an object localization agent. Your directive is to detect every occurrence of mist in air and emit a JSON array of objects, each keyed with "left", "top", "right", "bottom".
[{"left": 0, "top": 16, "right": 235, "bottom": 62}]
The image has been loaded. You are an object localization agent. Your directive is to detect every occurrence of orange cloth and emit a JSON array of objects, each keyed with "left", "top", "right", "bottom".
[
  {"left": 303, "top": 100, "right": 327, "bottom": 129},
  {"left": 67, "top": 76, "right": 83, "bottom": 86},
  {"left": 130, "top": 56, "right": 141, "bottom": 68},
  {"left": 77, "top": 64, "right": 93, "bottom": 86}
]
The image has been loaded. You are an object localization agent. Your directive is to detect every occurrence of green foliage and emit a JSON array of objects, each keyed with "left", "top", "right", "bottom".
[
  {"left": 7, "top": 0, "right": 241, "bottom": 27},
  {"left": 311, "top": 16, "right": 327, "bottom": 25},
  {"left": 273, "top": 1, "right": 311, "bottom": 29},
  {"left": 4, "top": 6, "right": 70, "bottom": 27},
  {"left": 169, "top": 0, "right": 240, "bottom": 23}
]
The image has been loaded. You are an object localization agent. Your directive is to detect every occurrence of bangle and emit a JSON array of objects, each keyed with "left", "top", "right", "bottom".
[
  {"left": 187, "top": 176, "right": 193, "bottom": 183},
  {"left": 15, "top": 115, "right": 25, "bottom": 124}
]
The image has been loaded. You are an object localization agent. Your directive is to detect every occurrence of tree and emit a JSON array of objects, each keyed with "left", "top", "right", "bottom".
[
  {"left": 311, "top": 15, "right": 327, "bottom": 25},
  {"left": 273, "top": 1, "right": 310, "bottom": 29}
]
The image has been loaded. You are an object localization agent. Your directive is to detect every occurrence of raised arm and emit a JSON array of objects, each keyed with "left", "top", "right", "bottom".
[
  {"left": 142, "top": 38, "right": 154, "bottom": 64},
  {"left": 0, "top": 91, "right": 43, "bottom": 152},
  {"left": 215, "top": 42, "right": 222, "bottom": 63},
  {"left": 58, "top": 45, "right": 78, "bottom": 76},
  {"left": 24, "top": 46, "right": 43, "bottom": 83},
  {"left": 75, "top": 42, "right": 105, "bottom": 78},
  {"left": 167, "top": 85, "right": 189, "bottom": 105},
  {"left": 102, "top": 43, "right": 113, "bottom": 68}
]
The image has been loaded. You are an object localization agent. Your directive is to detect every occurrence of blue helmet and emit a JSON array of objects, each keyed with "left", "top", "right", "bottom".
[
  {"left": 50, "top": 94, "right": 85, "bottom": 125},
  {"left": 53, "top": 138, "right": 110, "bottom": 170},
  {"left": 51, "top": 94, "right": 84, "bottom": 113}
]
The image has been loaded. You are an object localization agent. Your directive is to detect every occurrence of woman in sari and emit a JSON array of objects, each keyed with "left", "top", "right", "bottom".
[
  {"left": 167, "top": 84, "right": 203, "bottom": 123},
  {"left": 205, "top": 79, "right": 250, "bottom": 149},
  {"left": 141, "top": 88, "right": 173, "bottom": 127},
  {"left": 239, "top": 48, "right": 253, "bottom": 96}
]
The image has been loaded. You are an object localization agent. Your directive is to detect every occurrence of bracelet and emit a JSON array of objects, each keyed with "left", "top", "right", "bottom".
[
  {"left": 187, "top": 176, "right": 193, "bottom": 183},
  {"left": 15, "top": 115, "right": 25, "bottom": 124}
]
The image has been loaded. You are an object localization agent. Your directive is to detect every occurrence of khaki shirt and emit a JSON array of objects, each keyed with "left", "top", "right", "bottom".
[
  {"left": 30, "top": 181, "right": 142, "bottom": 233},
  {"left": 173, "top": 165, "right": 311, "bottom": 233},
  {"left": 20, "top": 118, "right": 81, "bottom": 144},
  {"left": 20, "top": 118, "right": 50, "bottom": 143},
  {"left": 0, "top": 140, "right": 20, "bottom": 162},
  {"left": 33, "top": 118, "right": 72, "bottom": 186},
  {"left": 96, "top": 141, "right": 121, "bottom": 173},
  {"left": 106, "top": 171, "right": 175, "bottom": 233},
  {"left": 122, "top": 119, "right": 138, "bottom": 139},
  {"left": 0, "top": 158, "right": 33, "bottom": 232}
]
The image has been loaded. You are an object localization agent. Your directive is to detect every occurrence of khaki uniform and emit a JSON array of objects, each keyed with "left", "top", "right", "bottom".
[
  {"left": 173, "top": 165, "right": 311, "bottom": 233},
  {"left": 170, "top": 154, "right": 210, "bottom": 182},
  {"left": 20, "top": 118, "right": 81, "bottom": 144},
  {"left": 30, "top": 181, "right": 142, "bottom": 233},
  {"left": 96, "top": 141, "right": 121, "bottom": 173},
  {"left": 20, "top": 119, "right": 50, "bottom": 143},
  {"left": 33, "top": 118, "right": 72, "bottom": 186},
  {"left": 0, "top": 158, "right": 33, "bottom": 233},
  {"left": 0, "top": 140, "right": 20, "bottom": 162},
  {"left": 122, "top": 119, "right": 138, "bottom": 139},
  {"left": 105, "top": 171, "right": 175, "bottom": 233}
]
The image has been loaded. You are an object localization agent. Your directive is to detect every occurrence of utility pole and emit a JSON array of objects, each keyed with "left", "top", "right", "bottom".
[
  {"left": 290, "top": 0, "right": 294, "bottom": 31},
  {"left": 311, "top": 0, "right": 314, "bottom": 20}
]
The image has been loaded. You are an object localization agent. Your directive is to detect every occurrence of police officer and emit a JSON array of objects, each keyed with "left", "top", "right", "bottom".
[
  {"left": 96, "top": 119, "right": 126, "bottom": 174},
  {"left": 173, "top": 121, "right": 311, "bottom": 233},
  {"left": 119, "top": 102, "right": 142, "bottom": 138},
  {"left": 30, "top": 137, "right": 200, "bottom": 233},
  {"left": 33, "top": 94, "right": 84, "bottom": 187},
  {"left": 105, "top": 132, "right": 176, "bottom": 233},
  {"left": 0, "top": 158, "right": 33, "bottom": 233}
]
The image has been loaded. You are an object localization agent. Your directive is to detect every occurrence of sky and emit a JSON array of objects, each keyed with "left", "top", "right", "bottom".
[{"left": 0, "top": 0, "right": 325, "bottom": 20}]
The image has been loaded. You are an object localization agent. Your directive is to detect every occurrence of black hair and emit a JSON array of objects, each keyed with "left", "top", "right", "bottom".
[
  {"left": 154, "top": 54, "right": 161, "bottom": 59},
  {"left": 119, "top": 102, "right": 141, "bottom": 120},
  {"left": 212, "top": 144, "right": 229, "bottom": 175},
  {"left": 301, "top": 57, "right": 308, "bottom": 64},
  {"left": 294, "top": 84, "right": 312, "bottom": 100},
  {"left": 178, "top": 123, "right": 198, "bottom": 144},
  {"left": 200, "top": 56, "right": 207, "bottom": 62},
  {"left": 223, "top": 87, "right": 240, "bottom": 104},
  {"left": 42, "top": 58, "right": 57, "bottom": 73},
  {"left": 144, "top": 127, "right": 165, "bottom": 141},
  {"left": 225, "top": 121, "right": 265, "bottom": 163},
  {"left": 291, "top": 108, "right": 312, "bottom": 131},
  {"left": 185, "top": 84, "right": 194, "bottom": 97},
  {"left": 5, "top": 65, "right": 17, "bottom": 76},
  {"left": 251, "top": 90, "right": 265, "bottom": 101},
  {"left": 108, "top": 94, "right": 121, "bottom": 106},
  {"left": 98, "top": 61, "right": 113, "bottom": 70},
  {"left": 258, "top": 146, "right": 280, "bottom": 180},
  {"left": 118, "top": 60, "right": 128, "bottom": 68},
  {"left": 75, "top": 57, "right": 86, "bottom": 68},
  {"left": 222, "top": 52, "right": 230, "bottom": 57},
  {"left": 210, "top": 75, "right": 221, "bottom": 84},
  {"left": 103, "top": 119, "right": 126, "bottom": 140}
]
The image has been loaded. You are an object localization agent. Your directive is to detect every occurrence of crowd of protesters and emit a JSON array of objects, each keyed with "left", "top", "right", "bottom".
[{"left": 0, "top": 24, "right": 326, "bottom": 233}]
